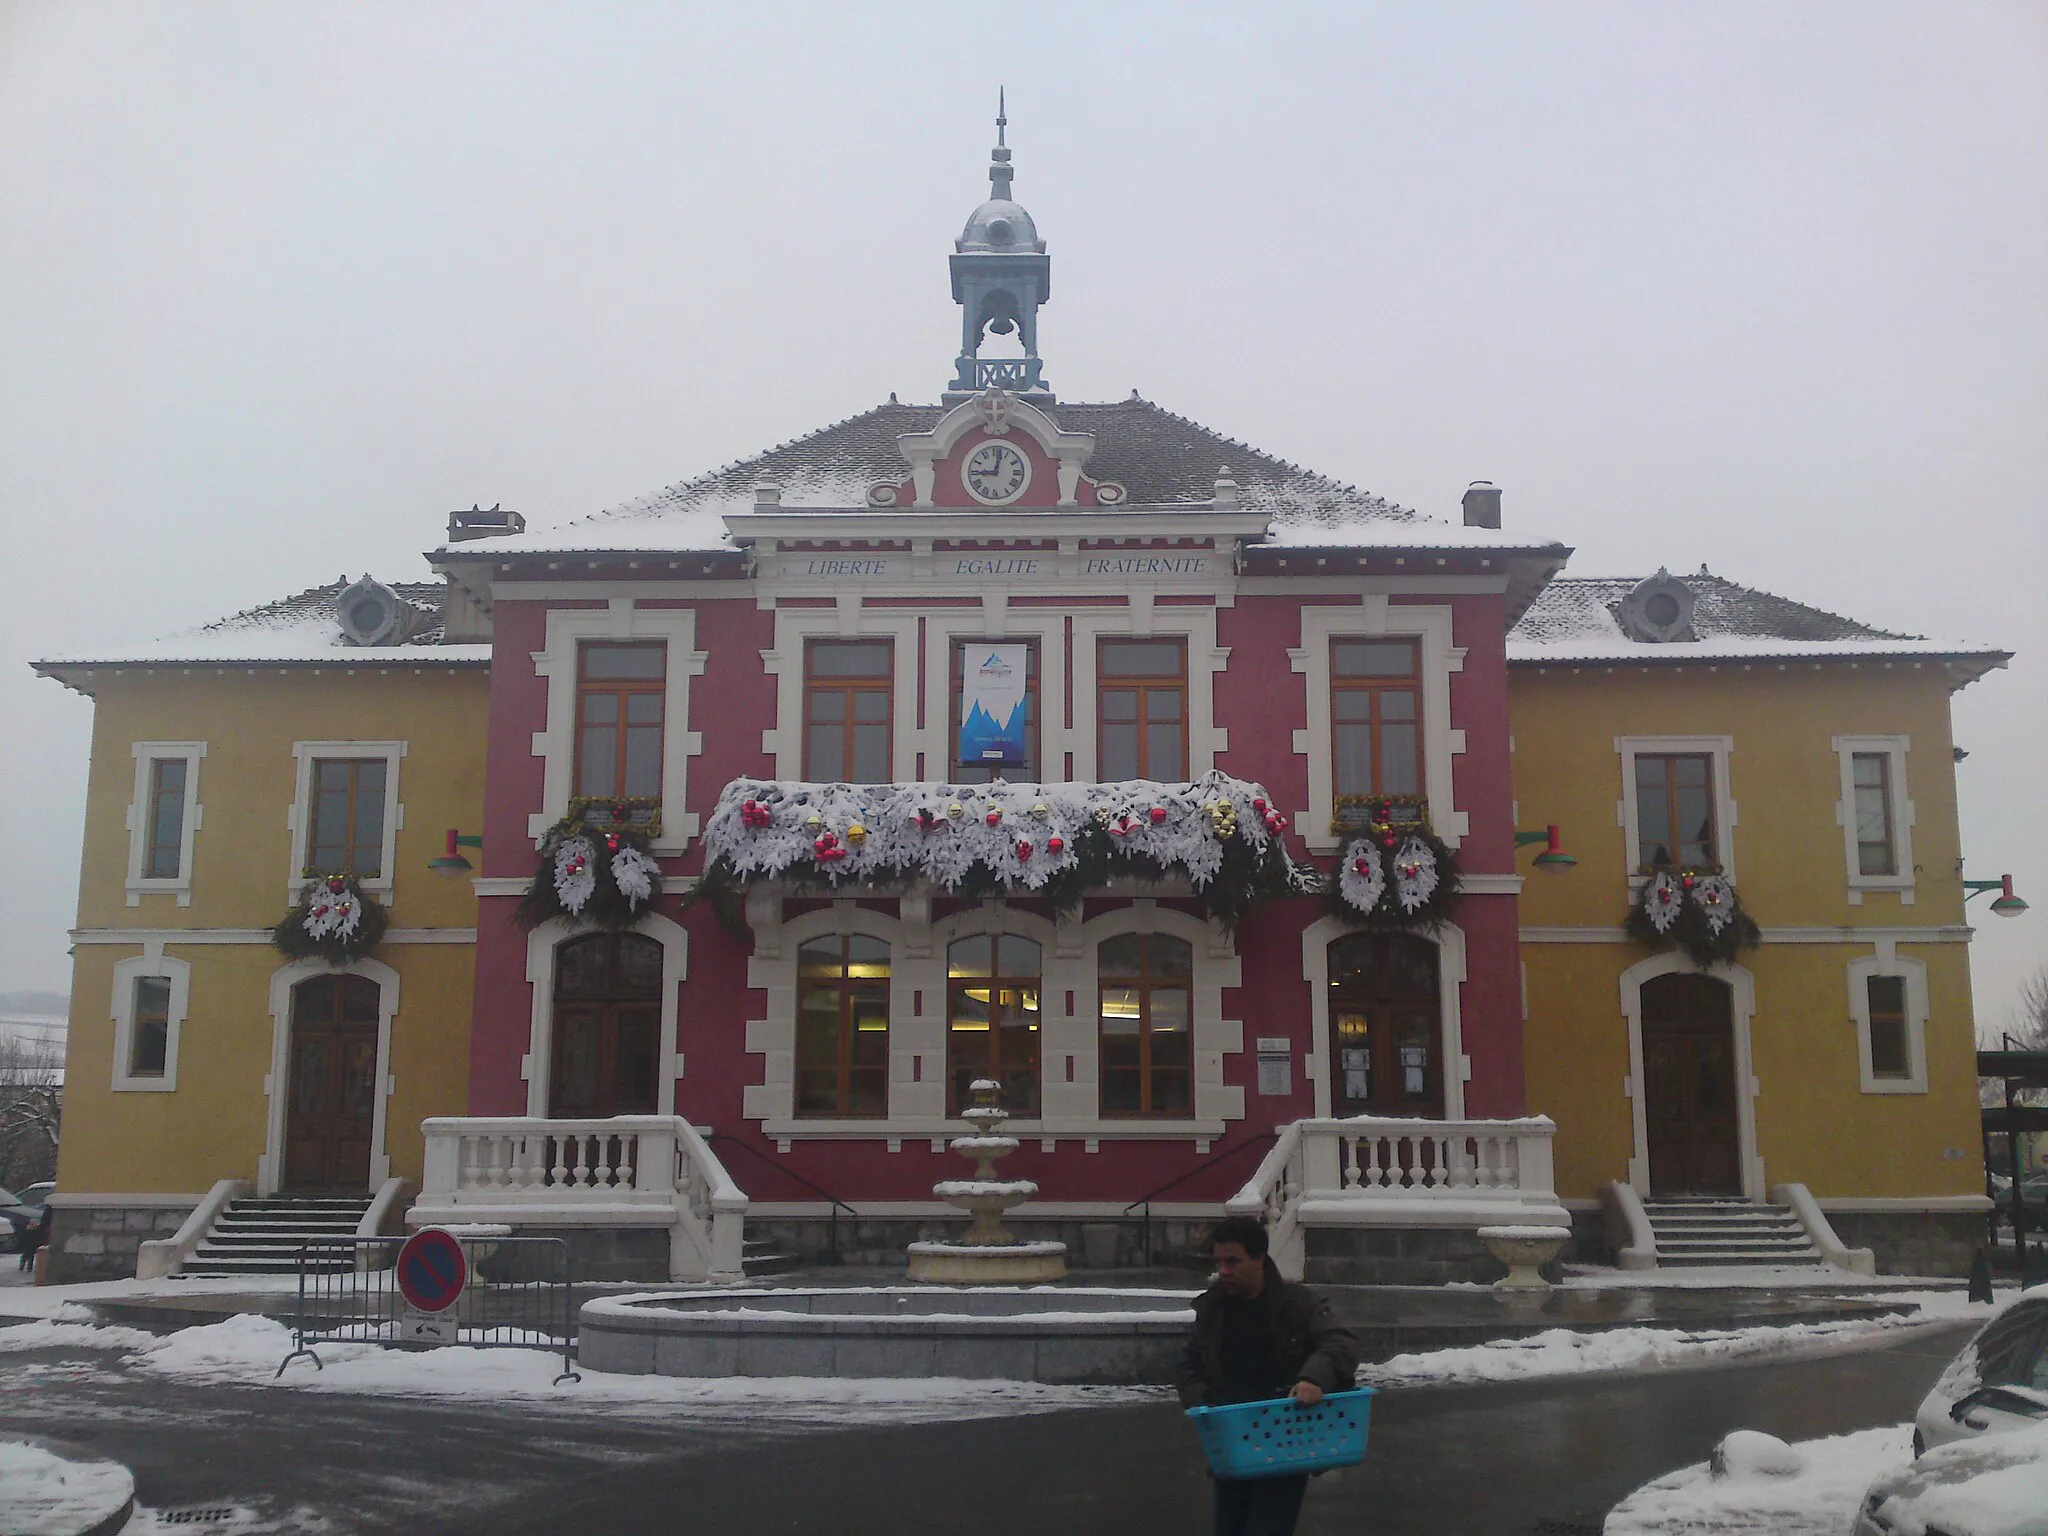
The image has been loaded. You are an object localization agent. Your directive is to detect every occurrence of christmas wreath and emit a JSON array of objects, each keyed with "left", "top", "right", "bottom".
[
  {"left": 516, "top": 806, "right": 665, "bottom": 930},
  {"left": 1623, "top": 868, "right": 1761, "bottom": 967},
  {"left": 273, "top": 873, "right": 389, "bottom": 963},
  {"left": 1325, "top": 799, "right": 1462, "bottom": 930},
  {"left": 692, "top": 773, "right": 1313, "bottom": 930}
]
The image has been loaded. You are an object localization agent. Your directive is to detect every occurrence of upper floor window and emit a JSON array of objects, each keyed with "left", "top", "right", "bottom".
[
  {"left": 948, "top": 934, "right": 1042, "bottom": 1115},
  {"left": 1098, "top": 932, "right": 1194, "bottom": 1117},
  {"left": 1098, "top": 639, "right": 1186, "bottom": 781},
  {"left": 143, "top": 759, "right": 189, "bottom": 879},
  {"left": 576, "top": 642, "right": 665, "bottom": 801},
  {"left": 951, "top": 640, "right": 1039, "bottom": 783},
  {"left": 805, "top": 641, "right": 892, "bottom": 782},
  {"left": 1331, "top": 639, "right": 1421, "bottom": 799},
  {"left": 795, "top": 934, "right": 890, "bottom": 1116},
  {"left": 1634, "top": 752, "right": 1715, "bottom": 870},
  {"left": 1851, "top": 753, "right": 1897, "bottom": 877},
  {"left": 129, "top": 975, "right": 171, "bottom": 1078},
  {"left": 308, "top": 758, "right": 387, "bottom": 876}
]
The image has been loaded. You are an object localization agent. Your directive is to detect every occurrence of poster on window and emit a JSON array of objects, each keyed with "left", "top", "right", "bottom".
[{"left": 959, "top": 644, "right": 1029, "bottom": 767}]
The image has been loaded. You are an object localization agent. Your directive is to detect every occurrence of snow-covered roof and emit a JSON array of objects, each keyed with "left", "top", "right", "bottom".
[
  {"left": 1509, "top": 573, "right": 2010, "bottom": 679},
  {"left": 34, "top": 578, "right": 491, "bottom": 677},
  {"left": 450, "top": 396, "right": 1559, "bottom": 558}
]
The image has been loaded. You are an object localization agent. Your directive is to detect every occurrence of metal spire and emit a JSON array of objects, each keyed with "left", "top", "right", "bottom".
[
  {"left": 997, "top": 87, "right": 1006, "bottom": 147},
  {"left": 988, "top": 88, "right": 1014, "bottom": 200}
]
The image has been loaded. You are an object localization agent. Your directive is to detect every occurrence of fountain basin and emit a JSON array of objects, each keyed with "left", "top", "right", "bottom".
[
  {"left": 578, "top": 1286, "right": 1198, "bottom": 1383},
  {"left": 906, "top": 1238, "right": 1069, "bottom": 1284}
]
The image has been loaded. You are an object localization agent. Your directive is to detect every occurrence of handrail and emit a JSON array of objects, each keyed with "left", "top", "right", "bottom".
[
  {"left": 706, "top": 1133, "right": 856, "bottom": 1264},
  {"left": 1121, "top": 1134, "right": 1278, "bottom": 1215}
]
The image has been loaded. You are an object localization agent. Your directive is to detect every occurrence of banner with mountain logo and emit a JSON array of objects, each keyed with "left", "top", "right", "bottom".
[{"left": 959, "top": 644, "right": 1029, "bottom": 766}]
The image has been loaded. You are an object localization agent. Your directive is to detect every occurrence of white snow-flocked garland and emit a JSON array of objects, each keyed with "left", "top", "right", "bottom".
[
  {"left": 1392, "top": 836, "right": 1440, "bottom": 914},
  {"left": 302, "top": 887, "right": 364, "bottom": 941},
  {"left": 611, "top": 845, "right": 660, "bottom": 905},
  {"left": 553, "top": 836, "right": 598, "bottom": 914},
  {"left": 704, "top": 773, "right": 1293, "bottom": 892},
  {"left": 1692, "top": 874, "right": 1735, "bottom": 936},
  {"left": 1339, "top": 842, "right": 1388, "bottom": 913},
  {"left": 1642, "top": 871, "right": 1683, "bottom": 935}
]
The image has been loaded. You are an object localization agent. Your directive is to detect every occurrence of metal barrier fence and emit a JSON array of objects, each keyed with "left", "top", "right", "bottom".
[{"left": 277, "top": 1235, "right": 579, "bottom": 1384}]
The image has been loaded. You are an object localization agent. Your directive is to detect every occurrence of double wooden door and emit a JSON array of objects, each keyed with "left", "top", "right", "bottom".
[
  {"left": 284, "top": 974, "right": 380, "bottom": 1191},
  {"left": 549, "top": 932, "right": 663, "bottom": 1118},
  {"left": 1327, "top": 933, "right": 1443, "bottom": 1118},
  {"left": 1641, "top": 973, "right": 1742, "bottom": 1195}
]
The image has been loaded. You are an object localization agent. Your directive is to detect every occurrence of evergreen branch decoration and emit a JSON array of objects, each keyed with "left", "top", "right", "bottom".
[
  {"left": 516, "top": 806, "right": 666, "bottom": 931},
  {"left": 1624, "top": 868, "right": 1761, "bottom": 967},
  {"left": 1325, "top": 797, "right": 1463, "bottom": 930},
  {"left": 273, "top": 873, "right": 389, "bottom": 963}
]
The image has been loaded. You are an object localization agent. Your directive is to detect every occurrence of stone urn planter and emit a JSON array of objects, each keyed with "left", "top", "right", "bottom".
[{"left": 1477, "top": 1225, "right": 1571, "bottom": 1292}]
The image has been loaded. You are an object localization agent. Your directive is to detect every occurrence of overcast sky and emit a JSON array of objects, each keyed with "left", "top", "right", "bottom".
[{"left": 1, "top": 2, "right": 2042, "bottom": 1029}]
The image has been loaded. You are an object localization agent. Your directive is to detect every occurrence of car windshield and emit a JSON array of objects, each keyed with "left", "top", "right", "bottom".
[{"left": 0, "top": 1188, "right": 20, "bottom": 1207}]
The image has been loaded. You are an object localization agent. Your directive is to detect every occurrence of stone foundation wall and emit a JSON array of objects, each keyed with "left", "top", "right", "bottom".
[
  {"left": 1301, "top": 1225, "right": 1576, "bottom": 1286},
  {"left": 748, "top": 1215, "right": 1217, "bottom": 1272},
  {"left": 485, "top": 1226, "right": 671, "bottom": 1283},
  {"left": 45, "top": 1204, "right": 194, "bottom": 1284},
  {"left": 1824, "top": 1209, "right": 1986, "bottom": 1278}
]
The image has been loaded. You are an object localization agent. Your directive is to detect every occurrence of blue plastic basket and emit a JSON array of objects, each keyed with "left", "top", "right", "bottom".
[{"left": 1185, "top": 1387, "right": 1376, "bottom": 1479}]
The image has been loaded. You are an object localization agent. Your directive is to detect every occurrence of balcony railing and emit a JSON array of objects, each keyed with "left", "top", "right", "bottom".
[
  {"left": 414, "top": 1115, "right": 746, "bottom": 1281},
  {"left": 1227, "top": 1116, "right": 1569, "bottom": 1279}
]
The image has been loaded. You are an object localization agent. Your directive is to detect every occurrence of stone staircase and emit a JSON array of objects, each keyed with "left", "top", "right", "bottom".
[
  {"left": 740, "top": 1236, "right": 802, "bottom": 1277},
  {"left": 1643, "top": 1197, "right": 1824, "bottom": 1268},
  {"left": 177, "top": 1195, "right": 371, "bottom": 1277}
]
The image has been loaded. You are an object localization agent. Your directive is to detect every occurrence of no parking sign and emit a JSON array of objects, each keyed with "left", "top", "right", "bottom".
[{"left": 396, "top": 1228, "right": 467, "bottom": 1344}]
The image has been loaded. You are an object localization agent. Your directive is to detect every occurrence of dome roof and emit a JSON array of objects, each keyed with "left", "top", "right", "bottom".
[{"left": 957, "top": 197, "right": 1043, "bottom": 254}]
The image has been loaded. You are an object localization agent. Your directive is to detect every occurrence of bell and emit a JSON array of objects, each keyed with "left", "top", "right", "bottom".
[{"left": 988, "top": 317, "right": 1015, "bottom": 335}]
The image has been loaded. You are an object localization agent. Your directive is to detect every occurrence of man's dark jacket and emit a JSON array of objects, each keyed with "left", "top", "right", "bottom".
[{"left": 1177, "top": 1257, "right": 1360, "bottom": 1408}]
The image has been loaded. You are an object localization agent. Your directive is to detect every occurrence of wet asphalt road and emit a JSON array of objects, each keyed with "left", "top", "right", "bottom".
[{"left": 2, "top": 1320, "right": 1974, "bottom": 1536}]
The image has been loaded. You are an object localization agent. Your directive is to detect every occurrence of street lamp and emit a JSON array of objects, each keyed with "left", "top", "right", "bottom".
[
  {"left": 1513, "top": 825, "right": 1577, "bottom": 872},
  {"left": 428, "top": 829, "right": 483, "bottom": 877},
  {"left": 1964, "top": 874, "right": 2029, "bottom": 918}
]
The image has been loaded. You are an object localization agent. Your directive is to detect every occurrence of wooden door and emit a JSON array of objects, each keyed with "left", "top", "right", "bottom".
[
  {"left": 549, "top": 932, "right": 663, "bottom": 1118},
  {"left": 1641, "top": 973, "right": 1742, "bottom": 1195},
  {"left": 284, "top": 974, "right": 380, "bottom": 1191},
  {"left": 1327, "top": 933, "right": 1443, "bottom": 1119}
]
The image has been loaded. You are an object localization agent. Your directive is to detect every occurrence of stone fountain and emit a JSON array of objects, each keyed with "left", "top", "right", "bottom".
[{"left": 906, "top": 1079, "right": 1068, "bottom": 1284}]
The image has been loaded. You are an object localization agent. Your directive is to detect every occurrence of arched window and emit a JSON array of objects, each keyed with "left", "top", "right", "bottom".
[
  {"left": 796, "top": 935, "right": 890, "bottom": 1117},
  {"left": 1327, "top": 933, "right": 1440, "bottom": 1117},
  {"left": 1098, "top": 933, "right": 1193, "bottom": 1117},
  {"left": 550, "top": 932, "right": 663, "bottom": 1118},
  {"left": 947, "top": 934, "right": 1041, "bottom": 1115}
]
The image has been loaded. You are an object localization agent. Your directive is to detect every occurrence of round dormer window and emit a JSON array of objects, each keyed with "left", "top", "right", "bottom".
[
  {"left": 1617, "top": 570, "right": 1697, "bottom": 644},
  {"left": 349, "top": 597, "right": 389, "bottom": 634},
  {"left": 1643, "top": 591, "right": 1682, "bottom": 629},
  {"left": 336, "top": 574, "right": 409, "bottom": 647}
]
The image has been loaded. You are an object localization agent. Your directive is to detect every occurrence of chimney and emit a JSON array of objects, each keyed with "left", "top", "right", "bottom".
[
  {"left": 1212, "top": 468, "right": 1241, "bottom": 511},
  {"left": 1461, "top": 481, "right": 1501, "bottom": 529},
  {"left": 447, "top": 504, "right": 526, "bottom": 543}
]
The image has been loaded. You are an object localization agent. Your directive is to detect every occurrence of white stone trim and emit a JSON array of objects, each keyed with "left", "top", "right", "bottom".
[
  {"left": 1847, "top": 944, "right": 1930, "bottom": 1094},
  {"left": 1617, "top": 951, "right": 1762, "bottom": 1200},
  {"left": 1298, "top": 914, "right": 1470, "bottom": 1120},
  {"left": 1519, "top": 925, "right": 1972, "bottom": 944},
  {"left": 1614, "top": 735, "right": 1737, "bottom": 881},
  {"left": 1290, "top": 600, "right": 1465, "bottom": 852},
  {"left": 529, "top": 601, "right": 707, "bottom": 853},
  {"left": 70, "top": 928, "right": 477, "bottom": 945},
  {"left": 1068, "top": 606, "right": 1228, "bottom": 779},
  {"left": 743, "top": 901, "right": 908, "bottom": 1126},
  {"left": 1832, "top": 734, "right": 1916, "bottom": 904},
  {"left": 124, "top": 741, "right": 205, "bottom": 907},
  {"left": 261, "top": 955, "right": 401, "bottom": 1195},
  {"left": 894, "top": 395, "right": 1096, "bottom": 508},
  {"left": 109, "top": 944, "right": 189, "bottom": 1092},
  {"left": 1076, "top": 901, "right": 1245, "bottom": 1126},
  {"left": 520, "top": 912, "right": 691, "bottom": 1117},
  {"left": 43, "top": 1192, "right": 209, "bottom": 1209},
  {"left": 1812, "top": 1194, "right": 1992, "bottom": 1213},
  {"left": 286, "top": 740, "right": 406, "bottom": 898}
]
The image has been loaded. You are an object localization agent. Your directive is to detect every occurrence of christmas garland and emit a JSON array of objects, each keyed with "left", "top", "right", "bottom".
[
  {"left": 273, "top": 873, "right": 389, "bottom": 963},
  {"left": 1325, "top": 799, "right": 1462, "bottom": 930},
  {"left": 1623, "top": 868, "right": 1761, "bottom": 967},
  {"left": 693, "top": 773, "right": 1314, "bottom": 929},
  {"left": 516, "top": 807, "right": 665, "bottom": 931}
]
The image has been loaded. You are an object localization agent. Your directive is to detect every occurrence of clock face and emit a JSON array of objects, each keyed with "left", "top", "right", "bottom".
[{"left": 961, "top": 439, "right": 1031, "bottom": 505}]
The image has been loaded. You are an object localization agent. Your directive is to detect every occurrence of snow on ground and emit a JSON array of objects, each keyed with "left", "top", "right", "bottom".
[
  {"left": 0, "top": 1440, "right": 136, "bottom": 1536},
  {"left": 1604, "top": 1423, "right": 1910, "bottom": 1534},
  {"left": 1558, "top": 1264, "right": 1969, "bottom": 1291},
  {"left": 1361, "top": 1290, "right": 1995, "bottom": 1388}
]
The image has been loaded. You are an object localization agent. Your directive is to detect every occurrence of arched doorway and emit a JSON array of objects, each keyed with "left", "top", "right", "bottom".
[
  {"left": 1641, "top": 972, "right": 1741, "bottom": 1195},
  {"left": 550, "top": 932, "right": 663, "bottom": 1118},
  {"left": 284, "top": 973, "right": 380, "bottom": 1191},
  {"left": 1327, "top": 933, "right": 1443, "bottom": 1118}
]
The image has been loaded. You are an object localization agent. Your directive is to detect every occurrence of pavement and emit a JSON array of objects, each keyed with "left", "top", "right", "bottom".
[{"left": 0, "top": 1309, "right": 1979, "bottom": 1534}]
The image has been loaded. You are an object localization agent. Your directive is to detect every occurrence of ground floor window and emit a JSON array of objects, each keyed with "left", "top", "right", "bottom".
[
  {"left": 948, "top": 934, "right": 1041, "bottom": 1115},
  {"left": 1097, "top": 933, "right": 1194, "bottom": 1117},
  {"left": 796, "top": 935, "right": 890, "bottom": 1116}
]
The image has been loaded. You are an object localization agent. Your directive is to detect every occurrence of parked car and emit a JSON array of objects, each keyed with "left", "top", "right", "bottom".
[
  {"left": 14, "top": 1181, "right": 52, "bottom": 1216},
  {"left": 1853, "top": 1421, "right": 2048, "bottom": 1535},
  {"left": 1914, "top": 1286, "right": 2048, "bottom": 1457},
  {"left": 0, "top": 1187, "right": 30, "bottom": 1235},
  {"left": 1993, "top": 1175, "right": 2048, "bottom": 1228}
]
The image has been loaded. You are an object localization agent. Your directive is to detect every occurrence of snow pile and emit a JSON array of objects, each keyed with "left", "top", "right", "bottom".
[
  {"left": 702, "top": 772, "right": 1302, "bottom": 892},
  {"left": 1606, "top": 1423, "right": 1911, "bottom": 1534},
  {"left": 0, "top": 1441, "right": 135, "bottom": 1536},
  {"left": 0, "top": 1313, "right": 159, "bottom": 1353},
  {"left": 1868, "top": 1422, "right": 2048, "bottom": 1536}
]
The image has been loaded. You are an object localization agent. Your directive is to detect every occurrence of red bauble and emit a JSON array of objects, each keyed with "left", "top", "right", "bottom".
[
  {"left": 1148, "top": 806, "right": 1167, "bottom": 823},
  {"left": 985, "top": 810, "right": 1002, "bottom": 826},
  {"left": 326, "top": 875, "right": 346, "bottom": 893},
  {"left": 1015, "top": 840, "right": 1032, "bottom": 861},
  {"left": 1047, "top": 836, "right": 1065, "bottom": 854},
  {"left": 1251, "top": 798, "right": 1267, "bottom": 812}
]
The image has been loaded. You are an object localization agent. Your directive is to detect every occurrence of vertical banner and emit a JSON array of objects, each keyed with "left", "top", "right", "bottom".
[{"left": 959, "top": 644, "right": 1030, "bottom": 767}]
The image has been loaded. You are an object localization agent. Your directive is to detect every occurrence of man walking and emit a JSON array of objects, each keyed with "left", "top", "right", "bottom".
[{"left": 1179, "top": 1215, "right": 1360, "bottom": 1536}]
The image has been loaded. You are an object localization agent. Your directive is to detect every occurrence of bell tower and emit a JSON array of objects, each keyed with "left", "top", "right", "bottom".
[{"left": 947, "top": 93, "right": 1052, "bottom": 402}]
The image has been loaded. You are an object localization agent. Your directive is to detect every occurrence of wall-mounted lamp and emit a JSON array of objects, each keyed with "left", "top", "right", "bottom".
[
  {"left": 429, "top": 829, "right": 484, "bottom": 878},
  {"left": 1514, "top": 825, "right": 1577, "bottom": 872},
  {"left": 1964, "top": 874, "right": 2029, "bottom": 918}
]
